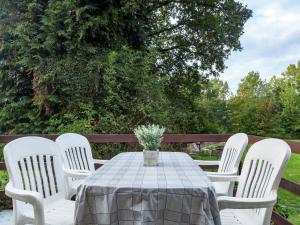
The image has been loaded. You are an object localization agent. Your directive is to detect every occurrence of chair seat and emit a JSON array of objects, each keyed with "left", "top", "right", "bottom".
[
  {"left": 70, "top": 179, "right": 84, "bottom": 190},
  {"left": 68, "top": 179, "right": 84, "bottom": 198},
  {"left": 221, "top": 209, "right": 261, "bottom": 225},
  {"left": 23, "top": 198, "right": 75, "bottom": 225},
  {"left": 213, "top": 181, "right": 231, "bottom": 196}
]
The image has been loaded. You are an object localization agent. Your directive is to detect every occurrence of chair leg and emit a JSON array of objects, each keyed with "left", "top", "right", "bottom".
[
  {"left": 15, "top": 221, "right": 26, "bottom": 225},
  {"left": 228, "top": 183, "right": 235, "bottom": 196},
  {"left": 12, "top": 205, "right": 23, "bottom": 225},
  {"left": 13, "top": 212, "right": 25, "bottom": 225}
]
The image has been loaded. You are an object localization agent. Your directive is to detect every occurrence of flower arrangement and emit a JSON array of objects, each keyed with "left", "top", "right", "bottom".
[{"left": 134, "top": 124, "right": 165, "bottom": 151}]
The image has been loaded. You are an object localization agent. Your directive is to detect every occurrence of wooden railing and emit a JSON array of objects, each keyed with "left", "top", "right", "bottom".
[{"left": 0, "top": 134, "right": 299, "bottom": 225}]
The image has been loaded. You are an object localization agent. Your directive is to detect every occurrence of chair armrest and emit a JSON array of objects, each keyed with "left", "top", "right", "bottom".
[
  {"left": 5, "top": 182, "right": 45, "bottom": 225},
  {"left": 218, "top": 194, "right": 277, "bottom": 210},
  {"left": 5, "top": 182, "right": 43, "bottom": 205},
  {"left": 94, "top": 159, "right": 108, "bottom": 165},
  {"left": 205, "top": 171, "right": 237, "bottom": 176},
  {"left": 63, "top": 168, "right": 91, "bottom": 179},
  {"left": 207, "top": 174, "right": 240, "bottom": 182},
  {"left": 194, "top": 160, "right": 220, "bottom": 166}
]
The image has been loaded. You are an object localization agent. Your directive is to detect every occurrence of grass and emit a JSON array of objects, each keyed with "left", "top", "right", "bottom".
[
  {"left": 192, "top": 154, "right": 219, "bottom": 161},
  {"left": 283, "top": 153, "right": 300, "bottom": 184},
  {"left": 279, "top": 153, "right": 300, "bottom": 224},
  {"left": 277, "top": 188, "right": 300, "bottom": 224}
]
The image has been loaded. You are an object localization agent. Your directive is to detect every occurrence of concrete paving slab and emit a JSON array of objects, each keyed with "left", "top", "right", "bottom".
[{"left": 0, "top": 209, "right": 13, "bottom": 225}]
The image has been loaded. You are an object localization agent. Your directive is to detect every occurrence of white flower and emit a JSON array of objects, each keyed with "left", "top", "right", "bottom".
[{"left": 134, "top": 124, "right": 165, "bottom": 151}]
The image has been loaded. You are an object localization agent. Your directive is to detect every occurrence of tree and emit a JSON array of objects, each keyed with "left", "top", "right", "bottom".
[
  {"left": 98, "top": 47, "right": 164, "bottom": 133},
  {"left": 275, "top": 62, "right": 300, "bottom": 138},
  {"left": 228, "top": 72, "right": 278, "bottom": 135},
  {"left": 0, "top": 1, "right": 40, "bottom": 134},
  {"left": 0, "top": 0, "right": 251, "bottom": 134},
  {"left": 200, "top": 79, "right": 230, "bottom": 133},
  {"left": 151, "top": 0, "right": 252, "bottom": 76}
]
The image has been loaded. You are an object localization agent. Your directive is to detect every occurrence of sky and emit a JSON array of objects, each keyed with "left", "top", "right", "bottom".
[{"left": 220, "top": 0, "right": 300, "bottom": 92}]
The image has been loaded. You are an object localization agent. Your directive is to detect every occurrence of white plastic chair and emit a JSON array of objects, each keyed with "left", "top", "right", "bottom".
[
  {"left": 195, "top": 133, "right": 248, "bottom": 196},
  {"left": 209, "top": 138, "right": 291, "bottom": 225},
  {"left": 4, "top": 137, "right": 75, "bottom": 225},
  {"left": 55, "top": 133, "right": 108, "bottom": 199}
]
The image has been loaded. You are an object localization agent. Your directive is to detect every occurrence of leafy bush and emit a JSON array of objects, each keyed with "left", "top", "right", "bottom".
[
  {"left": 0, "top": 171, "right": 8, "bottom": 191},
  {"left": 201, "top": 143, "right": 224, "bottom": 156}
]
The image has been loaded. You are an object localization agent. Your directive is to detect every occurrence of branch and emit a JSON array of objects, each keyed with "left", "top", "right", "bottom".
[
  {"left": 149, "top": 21, "right": 187, "bottom": 36},
  {"left": 157, "top": 45, "right": 183, "bottom": 52},
  {"left": 148, "top": 0, "right": 180, "bottom": 11}
]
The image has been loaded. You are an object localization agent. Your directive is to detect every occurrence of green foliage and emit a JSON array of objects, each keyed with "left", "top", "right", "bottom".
[
  {"left": 283, "top": 153, "right": 300, "bottom": 184},
  {"left": 276, "top": 63, "right": 300, "bottom": 138},
  {"left": 152, "top": 0, "right": 252, "bottom": 76},
  {"left": 228, "top": 71, "right": 277, "bottom": 135},
  {"left": 228, "top": 63, "right": 300, "bottom": 139},
  {"left": 162, "top": 74, "right": 230, "bottom": 133},
  {"left": 0, "top": 171, "right": 8, "bottom": 191},
  {"left": 277, "top": 188, "right": 300, "bottom": 224},
  {"left": 99, "top": 47, "right": 165, "bottom": 133},
  {"left": 201, "top": 143, "right": 224, "bottom": 156},
  {"left": 274, "top": 202, "right": 290, "bottom": 219},
  {"left": 0, "top": 171, "right": 9, "bottom": 210},
  {"left": 0, "top": 0, "right": 251, "bottom": 136},
  {"left": 134, "top": 124, "right": 165, "bottom": 150},
  {"left": 1, "top": 3, "right": 300, "bottom": 222},
  {"left": 276, "top": 153, "right": 300, "bottom": 222}
]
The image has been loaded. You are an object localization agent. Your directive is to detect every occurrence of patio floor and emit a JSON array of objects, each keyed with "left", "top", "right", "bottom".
[{"left": 0, "top": 209, "right": 12, "bottom": 225}]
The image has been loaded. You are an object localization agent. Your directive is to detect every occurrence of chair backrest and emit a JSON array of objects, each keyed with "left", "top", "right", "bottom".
[
  {"left": 4, "top": 137, "right": 66, "bottom": 199},
  {"left": 218, "top": 133, "right": 248, "bottom": 174},
  {"left": 55, "top": 133, "right": 95, "bottom": 172},
  {"left": 236, "top": 138, "right": 291, "bottom": 225}
]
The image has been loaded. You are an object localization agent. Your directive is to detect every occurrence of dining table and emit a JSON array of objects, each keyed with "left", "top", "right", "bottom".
[{"left": 74, "top": 152, "right": 221, "bottom": 225}]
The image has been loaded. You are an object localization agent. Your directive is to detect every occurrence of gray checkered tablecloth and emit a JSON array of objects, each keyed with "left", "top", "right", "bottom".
[{"left": 75, "top": 152, "right": 221, "bottom": 225}]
